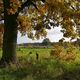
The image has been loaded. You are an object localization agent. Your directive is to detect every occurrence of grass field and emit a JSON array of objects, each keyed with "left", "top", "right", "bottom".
[{"left": 0, "top": 47, "right": 80, "bottom": 80}]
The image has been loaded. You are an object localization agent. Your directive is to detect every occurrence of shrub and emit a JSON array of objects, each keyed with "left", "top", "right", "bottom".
[{"left": 50, "top": 44, "right": 76, "bottom": 62}]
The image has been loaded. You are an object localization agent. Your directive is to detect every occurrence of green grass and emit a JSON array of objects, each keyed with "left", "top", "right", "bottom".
[
  {"left": 0, "top": 47, "right": 80, "bottom": 80},
  {"left": 17, "top": 48, "right": 51, "bottom": 59}
]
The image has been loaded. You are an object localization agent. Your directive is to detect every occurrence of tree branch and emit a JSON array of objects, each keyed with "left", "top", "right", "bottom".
[
  {"left": 18, "top": 0, "right": 31, "bottom": 13},
  {"left": 77, "top": 0, "right": 80, "bottom": 2},
  {"left": 0, "top": 19, "right": 4, "bottom": 22},
  {"left": 17, "top": 0, "right": 38, "bottom": 13}
]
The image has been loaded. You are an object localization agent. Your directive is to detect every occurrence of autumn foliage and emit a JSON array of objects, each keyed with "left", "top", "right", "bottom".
[
  {"left": 50, "top": 44, "right": 76, "bottom": 62},
  {"left": 0, "top": 0, "right": 80, "bottom": 44}
]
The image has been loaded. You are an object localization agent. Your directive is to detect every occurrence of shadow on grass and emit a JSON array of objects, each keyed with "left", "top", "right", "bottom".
[{"left": 0, "top": 59, "right": 80, "bottom": 80}]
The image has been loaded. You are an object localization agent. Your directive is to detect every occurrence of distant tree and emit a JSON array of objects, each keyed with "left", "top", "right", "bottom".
[
  {"left": 42, "top": 38, "right": 51, "bottom": 45},
  {"left": 77, "top": 38, "right": 80, "bottom": 46},
  {"left": 76, "top": 25, "right": 80, "bottom": 46},
  {"left": 59, "top": 38, "right": 65, "bottom": 43}
]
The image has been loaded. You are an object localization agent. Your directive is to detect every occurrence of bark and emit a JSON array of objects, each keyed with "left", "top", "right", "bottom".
[
  {"left": 0, "top": 0, "right": 18, "bottom": 66},
  {"left": 0, "top": 14, "right": 18, "bottom": 64}
]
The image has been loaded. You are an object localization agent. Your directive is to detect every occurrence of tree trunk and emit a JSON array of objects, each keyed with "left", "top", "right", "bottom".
[
  {"left": 0, "top": 14, "right": 18, "bottom": 64},
  {"left": 0, "top": 0, "right": 18, "bottom": 67}
]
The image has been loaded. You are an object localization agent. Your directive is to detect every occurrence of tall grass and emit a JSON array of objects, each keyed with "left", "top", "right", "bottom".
[{"left": 0, "top": 46, "right": 79, "bottom": 80}]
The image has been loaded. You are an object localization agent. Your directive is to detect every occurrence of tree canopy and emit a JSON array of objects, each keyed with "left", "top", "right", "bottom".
[
  {"left": 0, "top": 0, "right": 80, "bottom": 42},
  {"left": 0, "top": 0, "right": 80, "bottom": 66}
]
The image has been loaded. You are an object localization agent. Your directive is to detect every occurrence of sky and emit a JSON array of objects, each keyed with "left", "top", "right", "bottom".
[
  {"left": 0, "top": 19, "right": 73, "bottom": 44},
  {"left": 17, "top": 26, "right": 65, "bottom": 44},
  {"left": 17, "top": 26, "right": 77, "bottom": 44}
]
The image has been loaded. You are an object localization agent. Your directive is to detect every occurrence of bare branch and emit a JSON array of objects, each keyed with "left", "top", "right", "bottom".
[
  {"left": 18, "top": 0, "right": 42, "bottom": 13},
  {"left": 18, "top": 0, "right": 31, "bottom": 13},
  {"left": 17, "top": 0, "right": 38, "bottom": 13},
  {"left": 77, "top": 0, "right": 80, "bottom": 2},
  {"left": 0, "top": 19, "right": 4, "bottom": 22}
]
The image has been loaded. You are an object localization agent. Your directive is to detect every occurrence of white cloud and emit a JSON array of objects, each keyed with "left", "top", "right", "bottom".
[{"left": 17, "top": 27, "right": 63, "bottom": 44}]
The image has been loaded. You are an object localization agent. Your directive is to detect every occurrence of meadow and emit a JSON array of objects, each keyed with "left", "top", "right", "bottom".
[{"left": 0, "top": 45, "right": 80, "bottom": 80}]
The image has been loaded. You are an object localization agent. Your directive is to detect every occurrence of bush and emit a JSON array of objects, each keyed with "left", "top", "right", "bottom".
[{"left": 50, "top": 44, "right": 76, "bottom": 62}]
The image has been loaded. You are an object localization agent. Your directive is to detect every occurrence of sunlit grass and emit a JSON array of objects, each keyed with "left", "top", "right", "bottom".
[
  {"left": 0, "top": 47, "right": 79, "bottom": 80},
  {"left": 17, "top": 48, "right": 51, "bottom": 59}
]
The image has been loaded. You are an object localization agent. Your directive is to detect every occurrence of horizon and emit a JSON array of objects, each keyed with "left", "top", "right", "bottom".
[{"left": 17, "top": 26, "right": 76, "bottom": 44}]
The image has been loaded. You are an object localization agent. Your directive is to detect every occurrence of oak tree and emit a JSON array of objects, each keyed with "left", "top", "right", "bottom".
[{"left": 0, "top": 0, "right": 80, "bottom": 66}]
